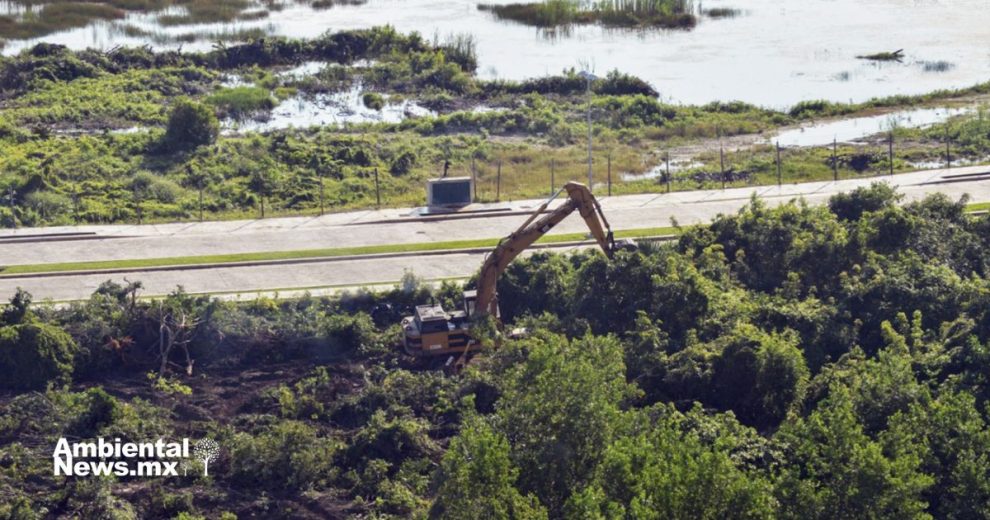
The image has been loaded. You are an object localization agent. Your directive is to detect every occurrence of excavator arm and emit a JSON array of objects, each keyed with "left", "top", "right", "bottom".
[{"left": 474, "top": 182, "right": 618, "bottom": 316}]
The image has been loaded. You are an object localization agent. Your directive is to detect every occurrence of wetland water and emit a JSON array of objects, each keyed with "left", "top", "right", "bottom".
[
  {"left": 768, "top": 107, "right": 973, "bottom": 147},
  {"left": 3, "top": 0, "right": 990, "bottom": 108}
]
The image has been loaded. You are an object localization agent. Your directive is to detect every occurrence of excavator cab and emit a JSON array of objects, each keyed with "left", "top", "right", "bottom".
[
  {"left": 400, "top": 182, "right": 626, "bottom": 359},
  {"left": 400, "top": 289, "right": 488, "bottom": 357},
  {"left": 402, "top": 303, "right": 474, "bottom": 356}
]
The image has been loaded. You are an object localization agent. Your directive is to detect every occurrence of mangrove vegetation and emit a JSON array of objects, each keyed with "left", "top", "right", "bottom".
[{"left": 2, "top": 186, "right": 990, "bottom": 517}]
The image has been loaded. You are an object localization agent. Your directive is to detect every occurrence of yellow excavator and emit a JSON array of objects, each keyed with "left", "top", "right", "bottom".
[{"left": 401, "top": 181, "right": 630, "bottom": 358}]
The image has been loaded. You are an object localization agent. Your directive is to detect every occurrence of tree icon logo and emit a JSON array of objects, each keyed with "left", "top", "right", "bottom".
[{"left": 193, "top": 438, "right": 220, "bottom": 476}]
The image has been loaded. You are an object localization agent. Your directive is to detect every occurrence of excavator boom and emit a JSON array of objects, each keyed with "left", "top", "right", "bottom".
[
  {"left": 474, "top": 182, "right": 617, "bottom": 315},
  {"left": 400, "top": 181, "right": 626, "bottom": 359}
]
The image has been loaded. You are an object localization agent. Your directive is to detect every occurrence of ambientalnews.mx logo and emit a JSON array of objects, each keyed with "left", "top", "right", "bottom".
[{"left": 53, "top": 437, "right": 220, "bottom": 477}]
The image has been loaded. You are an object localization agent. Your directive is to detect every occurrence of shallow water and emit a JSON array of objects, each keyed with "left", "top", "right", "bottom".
[
  {"left": 622, "top": 159, "right": 704, "bottom": 181},
  {"left": 224, "top": 84, "right": 435, "bottom": 133},
  {"left": 5, "top": 0, "right": 990, "bottom": 108},
  {"left": 769, "top": 107, "right": 971, "bottom": 147}
]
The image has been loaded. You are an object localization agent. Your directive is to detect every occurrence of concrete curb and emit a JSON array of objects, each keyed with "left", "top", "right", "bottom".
[
  {"left": 0, "top": 234, "right": 134, "bottom": 244},
  {"left": 353, "top": 207, "right": 554, "bottom": 225}
]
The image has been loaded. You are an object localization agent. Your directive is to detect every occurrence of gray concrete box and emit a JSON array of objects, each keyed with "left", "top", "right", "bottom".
[{"left": 426, "top": 177, "right": 472, "bottom": 208}]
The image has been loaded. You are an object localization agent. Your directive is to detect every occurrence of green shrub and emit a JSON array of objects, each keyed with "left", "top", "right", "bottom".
[
  {"left": 0, "top": 322, "right": 77, "bottom": 390},
  {"left": 362, "top": 91, "right": 385, "bottom": 110},
  {"left": 345, "top": 410, "right": 437, "bottom": 467},
  {"left": 23, "top": 191, "right": 71, "bottom": 221},
  {"left": 0, "top": 497, "right": 40, "bottom": 520},
  {"left": 67, "top": 387, "right": 124, "bottom": 437},
  {"left": 163, "top": 99, "right": 219, "bottom": 152},
  {"left": 0, "top": 207, "right": 17, "bottom": 227},
  {"left": 132, "top": 171, "right": 184, "bottom": 204},
  {"left": 788, "top": 99, "right": 850, "bottom": 119},
  {"left": 595, "top": 69, "right": 658, "bottom": 97},
  {"left": 710, "top": 325, "right": 810, "bottom": 429},
  {"left": 390, "top": 149, "right": 417, "bottom": 176},
  {"left": 431, "top": 417, "right": 548, "bottom": 519},
  {"left": 228, "top": 420, "right": 338, "bottom": 491},
  {"left": 2, "top": 288, "right": 33, "bottom": 325},
  {"left": 322, "top": 312, "right": 386, "bottom": 356},
  {"left": 274, "top": 367, "right": 335, "bottom": 420},
  {"left": 828, "top": 181, "right": 901, "bottom": 221}
]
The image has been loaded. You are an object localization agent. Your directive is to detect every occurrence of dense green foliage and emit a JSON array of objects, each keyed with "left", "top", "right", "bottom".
[{"left": 2, "top": 187, "right": 990, "bottom": 518}]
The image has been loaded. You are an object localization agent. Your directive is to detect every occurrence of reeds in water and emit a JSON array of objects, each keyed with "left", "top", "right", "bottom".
[{"left": 480, "top": 0, "right": 696, "bottom": 29}]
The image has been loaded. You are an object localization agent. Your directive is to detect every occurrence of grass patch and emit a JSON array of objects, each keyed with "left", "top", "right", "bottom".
[
  {"left": 5, "top": 66, "right": 216, "bottom": 128},
  {"left": 967, "top": 201, "right": 990, "bottom": 212},
  {"left": 206, "top": 86, "right": 276, "bottom": 117},
  {"left": 0, "top": 226, "right": 681, "bottom": 275}
]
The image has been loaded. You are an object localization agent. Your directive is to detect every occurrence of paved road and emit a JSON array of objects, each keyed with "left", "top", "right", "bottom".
[{"left": 2, "top": 166, "right": 989, "bottom": 301}]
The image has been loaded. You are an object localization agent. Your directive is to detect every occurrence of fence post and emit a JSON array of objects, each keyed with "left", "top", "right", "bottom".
[
  {"left": 888, "top": 132, "right": 894, "bottom": 176},
  {"left": 665, "top": 152, "right": 671, "bottom": 193},
  {"left": 832, "top": 137, "right": 838, "bottom": 181},
  {"left": 496, "top": 160, "right": 502, "bottom": 201},
  {"left": 550, "top": 158, "right": 555, "bottom": 195},
  {"left": 134, "top": 185, "right": 141, "bottom": 225},
  {"left": 607, "top": 152, "right": 612, "bottom": 196},
  {"left": 776, "top": 141, "right": 782, "bottom": 187},
  {"left": 945, "top": 126, "right": 951, "bottom": 169},
  {"left": 374, "top": 167, "right": 381, "bottom": 208},
  {"left": 720, "top": 142, "right": 726, "bottom": 189},
  {"left": 471, "top": 156, "right": 477, "bottom": 202}
]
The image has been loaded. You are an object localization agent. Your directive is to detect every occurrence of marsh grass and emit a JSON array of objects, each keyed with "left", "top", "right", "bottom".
[
  {"left": 207, "top": 86, "right": 277, "bottom": 118},
  {"left": 0, "top": 0, "right": 266, "bottom": 40},
  {"left": 478, "top": 0, "right": 579, "bottom": 27},
  {"left": 479, "top": 0, "right": 696, "bottom": 29},
  {"left": 857, "top": 49, "right": 904, "bottom": 62},
  {"left": 0, "top": 3, "right": 125, "bottom": 40}
]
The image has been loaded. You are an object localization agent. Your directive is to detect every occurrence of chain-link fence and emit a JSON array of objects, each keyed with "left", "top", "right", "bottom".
[{"left": 0, "top": 129, "right": 976, "bottom": 227}]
